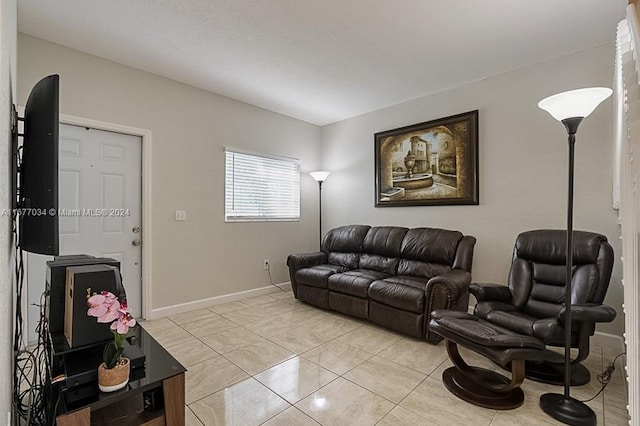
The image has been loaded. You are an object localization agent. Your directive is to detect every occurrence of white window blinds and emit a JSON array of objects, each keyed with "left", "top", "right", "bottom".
[{"left": 225, "top": 148, "right": 300, "bottom": 222}]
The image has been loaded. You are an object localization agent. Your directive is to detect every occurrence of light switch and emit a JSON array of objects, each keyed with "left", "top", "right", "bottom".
[{"left": 175, "top": 210, "right": 187, "bottom": 221}]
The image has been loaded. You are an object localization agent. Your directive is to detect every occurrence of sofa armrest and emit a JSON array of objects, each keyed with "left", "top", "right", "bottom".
[
  {"left": 286, "top": 252, "right": 327, "bottom": 270},
  {"left": 427, "top": 269, "right": 472, "bottom": 302},
  {"left": 558, "top": 303, "right": 617, "bottom": 325},
  {"left": 469, "top": 283, "right": 511, "bottom": 303},
  {"left": 286, "top": 252, "right": 327, "bottom": 298},
  {"left": 452, "top": 235, "right": 477, "bottom": 272},
  {"left": 423, "top": 269, "right": 472, "bottom": 344}
]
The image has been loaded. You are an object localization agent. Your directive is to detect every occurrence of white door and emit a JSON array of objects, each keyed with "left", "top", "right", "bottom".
[{"left": 27, "top": 124, "right": 142, "bottom": 343}]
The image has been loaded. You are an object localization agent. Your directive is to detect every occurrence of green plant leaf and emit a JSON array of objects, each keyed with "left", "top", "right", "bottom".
[
  {"left": 114, "top": 332, "right": 126, "bottom": 350},
  {"left": 103, "top": 342, "right": 124, "bottom": 369}
]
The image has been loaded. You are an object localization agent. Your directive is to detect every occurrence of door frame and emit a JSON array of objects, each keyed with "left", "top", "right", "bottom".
[{"left": 58, "top": 113, "right": 153, "bottom": 319}]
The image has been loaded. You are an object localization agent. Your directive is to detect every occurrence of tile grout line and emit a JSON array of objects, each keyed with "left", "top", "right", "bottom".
[{"left": 144, "top": 294, "right": 628, "bottom": 425}]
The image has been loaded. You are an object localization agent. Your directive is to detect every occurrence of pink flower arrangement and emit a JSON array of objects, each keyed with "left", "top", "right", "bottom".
[
  {"left": 87, "top": 291, "right": 136, "bottom": 334},
  {"left": 87, "top": 290, "right": 136, "bottom": 369}
]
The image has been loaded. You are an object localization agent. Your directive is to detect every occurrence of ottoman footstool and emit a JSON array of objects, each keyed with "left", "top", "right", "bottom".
[{"left": 429, "top": 310, "right": 548, "bottom": 410}]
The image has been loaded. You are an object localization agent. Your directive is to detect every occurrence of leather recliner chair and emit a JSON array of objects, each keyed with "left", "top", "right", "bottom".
[{"left": 470, "top": 229, "right": 616, "bottom": 385}]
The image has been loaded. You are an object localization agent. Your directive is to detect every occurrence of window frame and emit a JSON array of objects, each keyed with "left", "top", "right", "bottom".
[{"left": 224, "top": 147, "right": 301, "bottom": 223}]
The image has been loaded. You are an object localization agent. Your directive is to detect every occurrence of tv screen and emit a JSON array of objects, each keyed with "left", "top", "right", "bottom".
[{"left": 19, "top": 74, "right": 60, "bottom": 256}]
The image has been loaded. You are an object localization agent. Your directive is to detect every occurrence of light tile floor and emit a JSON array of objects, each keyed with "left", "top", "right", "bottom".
[{"left": 140, "top": 291, "right": 630, "bottom": 426}]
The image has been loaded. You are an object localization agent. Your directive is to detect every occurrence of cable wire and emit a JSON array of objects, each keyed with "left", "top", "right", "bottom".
[
  {"left": 579, "top": 352, "right": 626, "bottom": 403},
  {"left": 13, "top": 220, "right": 52, "bottom": 424},
  {"left": 266, "top": 262, "right": 288, "bottom": 292}
]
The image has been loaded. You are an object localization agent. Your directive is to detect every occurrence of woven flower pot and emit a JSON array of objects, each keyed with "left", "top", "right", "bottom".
[{"left": 98, "top": 357, "right": 130, "bottom": 392}]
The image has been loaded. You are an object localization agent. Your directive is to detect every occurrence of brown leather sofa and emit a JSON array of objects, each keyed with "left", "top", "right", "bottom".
[{"left": 287, "top": 225, "right": 476, "bottom": 343}]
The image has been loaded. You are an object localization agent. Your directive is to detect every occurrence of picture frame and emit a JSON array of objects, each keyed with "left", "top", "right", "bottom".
[{"left": 374, "top": 110, "right": 479, "bottom": 207}]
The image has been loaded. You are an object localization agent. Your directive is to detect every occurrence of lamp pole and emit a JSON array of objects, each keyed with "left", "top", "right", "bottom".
[
  {"left": 538, "top": 87, "right": 612, "bottom": 426},
  {"left": 562, "top": 117, "right": 581, "bottom": 400},
  {"left": 317, "top": 179, "right": 323, "bottom": 250},
  {"left": 310, "top": 171, "right": 330, "bottom": 250}
]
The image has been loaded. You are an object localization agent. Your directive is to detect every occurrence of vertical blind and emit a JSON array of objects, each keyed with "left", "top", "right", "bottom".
[{"left": 225, "top": 148, "right": 300, "bottom": 222}]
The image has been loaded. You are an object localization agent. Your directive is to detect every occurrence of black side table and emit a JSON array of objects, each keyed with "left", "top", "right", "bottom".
[{"left": 52, "top": 326, "right": 186, "bottom": 425}]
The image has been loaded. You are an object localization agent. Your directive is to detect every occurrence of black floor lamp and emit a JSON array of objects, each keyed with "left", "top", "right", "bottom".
[
  {"left": 537, "top": 87, "right": 612, "bottom": 426},
  {"left": 310, "top": 171, "right": 330, "bottom": 250}
]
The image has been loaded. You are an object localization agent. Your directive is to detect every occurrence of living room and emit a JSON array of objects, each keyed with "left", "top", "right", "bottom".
[{"left": 0, "top": 0, "right": 635, "bottom": 425}]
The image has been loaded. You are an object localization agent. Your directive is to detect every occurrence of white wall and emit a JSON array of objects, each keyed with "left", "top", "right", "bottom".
[
  {"left": 0, "top": 0, "right": 16, "bottom": 420},
  {"left": 17, "top": 33, "right": 623, "bottom": 336},
  {"left": 321, "top": 44, "right": 624, "bottom": 336},
  {"left": 17, "top": 34, "right": 322, "bottom": 312}
]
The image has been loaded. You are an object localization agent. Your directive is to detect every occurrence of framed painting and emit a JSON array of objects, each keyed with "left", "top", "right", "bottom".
[{"left": 374, "top": 110, "right": 479, "bottom": 207}]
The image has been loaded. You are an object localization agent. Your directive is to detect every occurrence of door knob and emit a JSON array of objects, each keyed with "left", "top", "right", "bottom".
[{"left": 132, "top": 239, "right": 141, "bottom": 246}]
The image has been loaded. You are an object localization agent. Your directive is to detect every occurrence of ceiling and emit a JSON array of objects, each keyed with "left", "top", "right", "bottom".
[{"left": 18, "top": 0, "right": 627, "bottom": 126}]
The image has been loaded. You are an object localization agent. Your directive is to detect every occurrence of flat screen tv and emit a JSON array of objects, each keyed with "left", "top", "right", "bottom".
[{"left": 18, "top": 74, "right": 60, "bottom": 256}]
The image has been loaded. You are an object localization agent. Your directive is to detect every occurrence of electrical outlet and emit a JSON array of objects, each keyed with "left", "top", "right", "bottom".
[
  {"left": 175, "top": 210, "right": 187, "bottom": 221},
  {"left": 263, "top": 259, "right": 270, "bottom": 270}
]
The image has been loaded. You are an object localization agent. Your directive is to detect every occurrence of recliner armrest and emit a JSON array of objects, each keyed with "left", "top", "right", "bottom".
[
  {"left": 469, "top": 283, "right": 511, "bottom": 302},
  {"left": 558, "top": 303, "right": 617, "bottom": 324},
  {"left": 427, "top": 269, "right": 471, "bottom": 301},
  {"left": 286, "top": 252, "right": 327, "bottom": 270}
]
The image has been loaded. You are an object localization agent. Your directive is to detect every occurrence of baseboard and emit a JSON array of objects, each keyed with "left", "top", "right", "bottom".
[{"left": 149, "top": 282, "right": 292, "bottom": 320}]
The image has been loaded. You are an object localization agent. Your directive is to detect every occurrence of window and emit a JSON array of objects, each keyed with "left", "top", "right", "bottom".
[{"left": 225, "top": 148, "right": 300, "bottom": 222}]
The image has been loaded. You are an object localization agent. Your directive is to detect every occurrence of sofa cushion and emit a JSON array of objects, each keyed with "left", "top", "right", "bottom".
[
  {"left": 358, "top": 226, "right": 407, "bottom": 275},
  {"left": 397, "top": 228, "right": 462, "bottom": 279},
  {"left": 400, "top": 228, "right": 463, "bottom": 264},
  {"left": 327, "top": 252, "right": 360, "bottom": 269},
  {"left": 475, "top": 301, "right": 518, "bottom": 319},
  {"left": 485, "top": 311, "right": 537, "bottom": 336},
  {"left": 515, "top": 230, "right": 613, "bottom": 305},
  {"left": 477, "top": 313, "right": 567, "bottom": 346},
  {"left": 363, "top": 226, "right": 408, "bottom": 256},
  {"left": 296, "top": 264, "right": 346, "bottom": 289},
  {"left": 321, "top": 225, "right": 370, "bottom": 269},
  {"left": 397, "top": 259, "right": 452, "bottom": 280},
  {"left": 328, "top": 269, "right": 389, "bottom": 298},
  {"left": 359, "top": 253, "right": 399, "bottom": 275},
  {"left": 322, "top": 225, "right": 370, "bottom": 252},
  {"left": 369, "top": 276, "right": 428, "bottom": 314},
  {"left": 429, "top": 311, "right": 546, "bottom": 350},
  {"left": 515, "top": 230, "right": 604, "bottom": 266}
]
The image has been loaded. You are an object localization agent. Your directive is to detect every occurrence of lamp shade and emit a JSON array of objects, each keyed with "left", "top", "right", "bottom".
[
  {"left": 538, "top": 87, "right": 612, "bottom": 122},
  {"left": 310, "top": 171, "right": 330, "bottom": 182}
]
